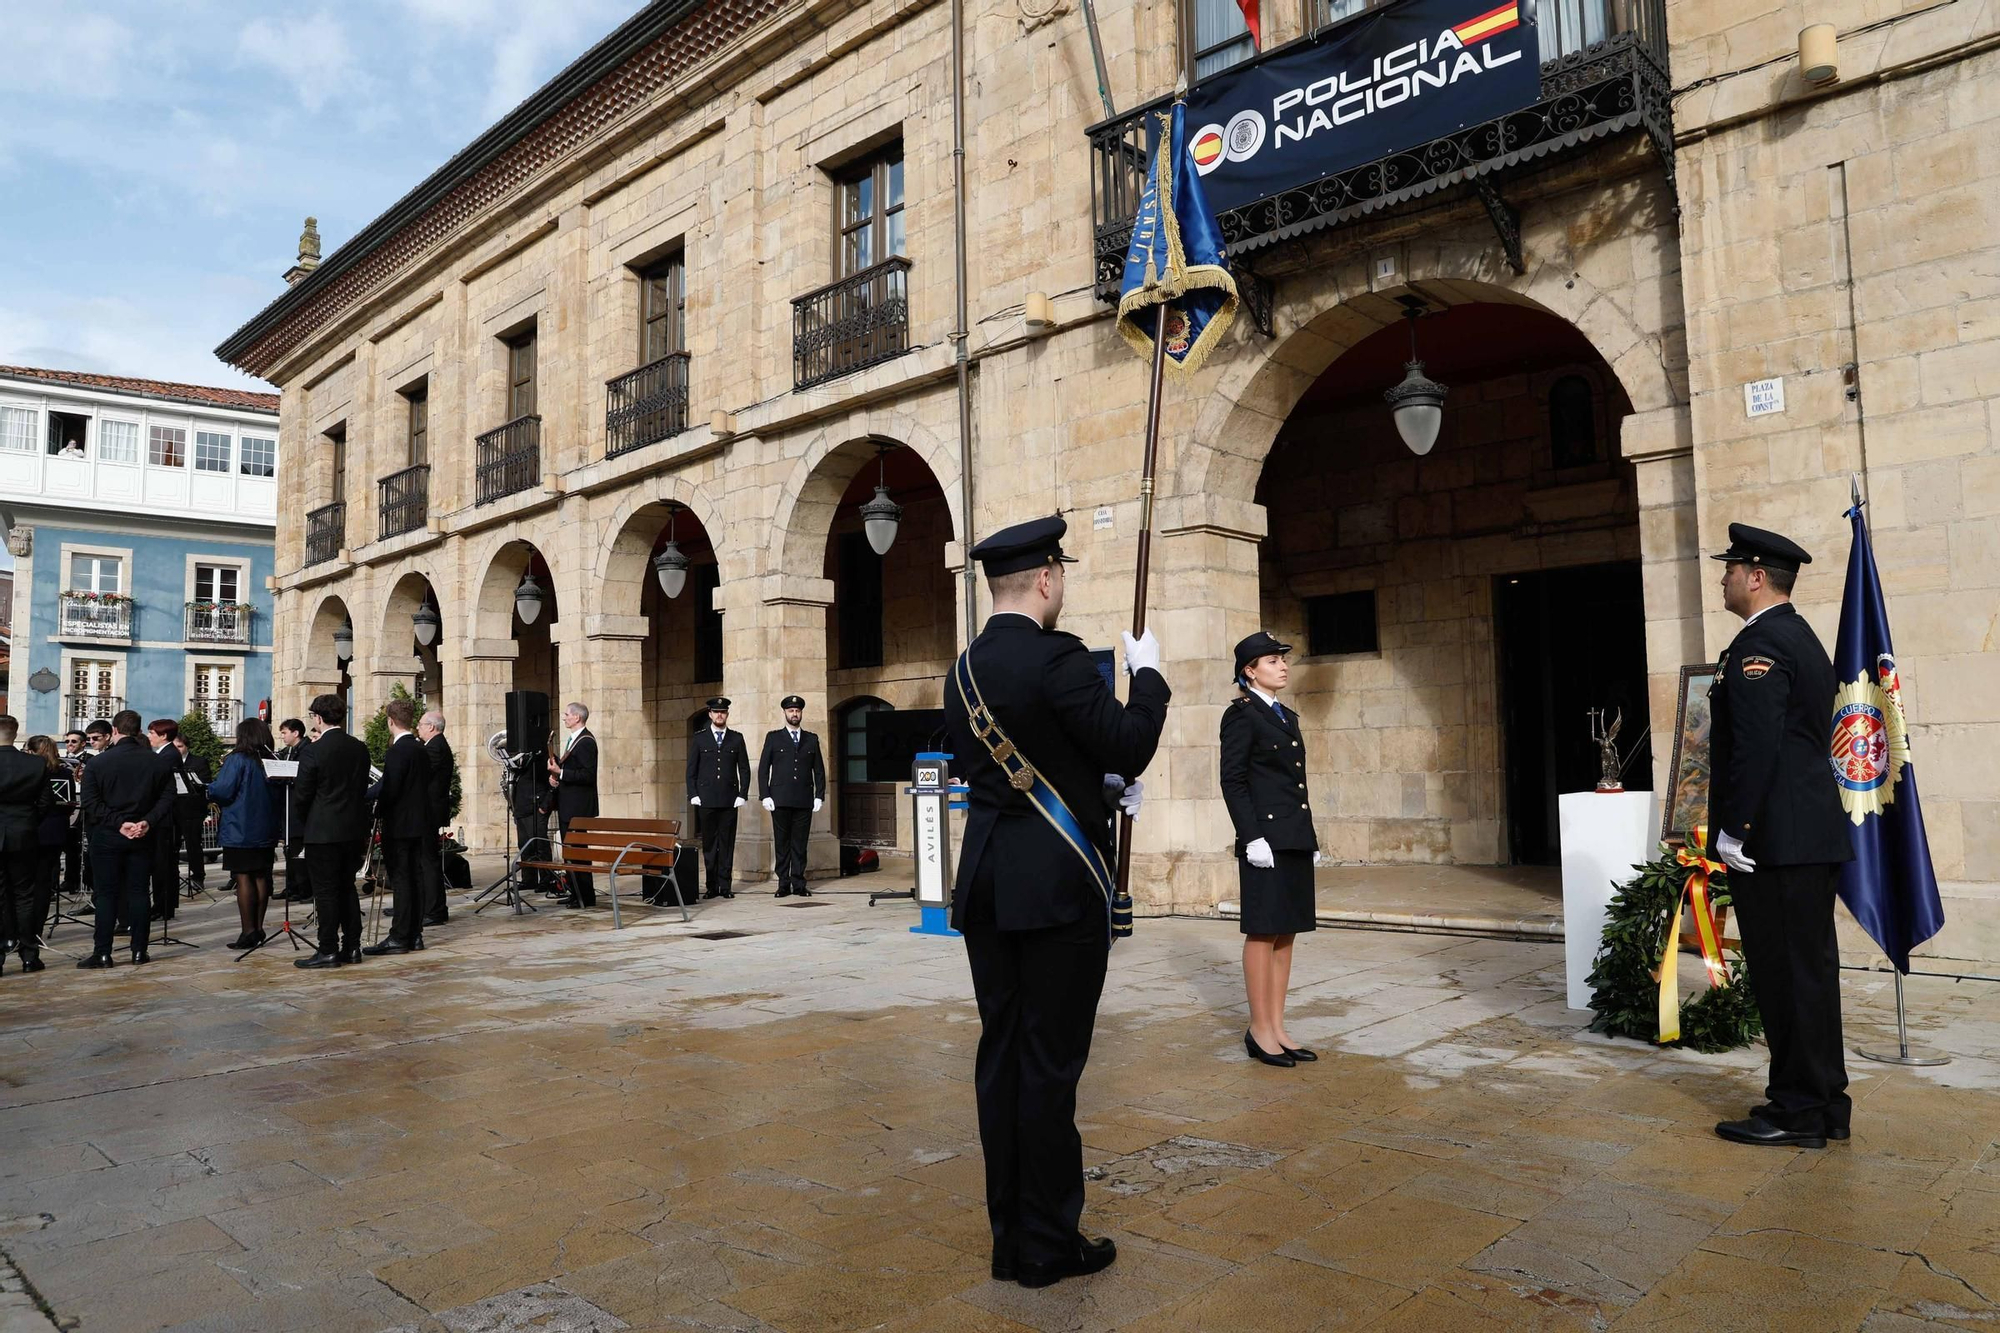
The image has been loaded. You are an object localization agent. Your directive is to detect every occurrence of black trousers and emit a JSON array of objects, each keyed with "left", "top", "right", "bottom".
[
  {"left": 306, "top": 839, "right": 365, "bottom": 956},
  {"left": 960, "top": 861, "right": 1109, "bottom": 1268},
  {"left": 770, "top": 806, "right": 810, "bottom": 893},
  {"left": 1, "top": 842, "right": 51, "bottom": 957},
  {"left": 381, "top": 836, "right": 425, "bottom": 943},
  {"left": 694, "top": 804, "right": 738, "bottom": 893},
  {"left": 515, "top": 811, "right": 551, "bottom": 892},
  {"left": 418, "top": 833, "right": 447, "bottom": 920},
  {"left": 151, "top": 824, "right": 180, "bottom": 921},
  {"left": 1732, "top": 862, "right": 1851, "bottom": 1134},
  {"left": 175, "top": 805, "right": 206, "bottom": 884},
  {"left": 558, "top": 814, "right": 595, "bottom": 906},
  {"left": 64, "top": 823, "right": 83, "bottom": 897},
  {"left": 90, "top": 831, "right": 152, "bottom": 957}
]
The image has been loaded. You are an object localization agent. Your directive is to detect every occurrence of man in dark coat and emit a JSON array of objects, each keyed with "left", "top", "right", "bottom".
[
  {"left": 418, "top": 710, "right": 453, "bottom": 925},
  {"left": 145, "top": 719, "right": 190, "bottom": 922},
  {"left": 289, "top": 694, "right": 373, "bottom": 968},
  {"left": 275, "top": 719, "right": 313, "bottom": 900},
  {"left": 0, "top": 715, "right": 54, "bottom": 972},
  {"left": 171, "top": 735, "right": 211, "bottom": 893},
  {"left": 1707, "top": 523, "right": 1856, "bottom": 1149},
  {"left": 758, "top": 694, "right": 826, "bottom": 898},
  {"left": 686, "top": 697, "right": 750, "bottom": 899},
  {"left": 365, "top": 699, "right": 430, "bottom": 954},
  {"left": 546, "top": 702, "right": 600, "bottom": 906},
  {"left": 78, "top": 711, "right": 172, "bottom": 967},
  {"left": 942, "top": 516, "right": 1169, "bottom": 1289}
]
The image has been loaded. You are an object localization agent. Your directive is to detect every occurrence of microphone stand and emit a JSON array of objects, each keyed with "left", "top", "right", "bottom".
[{"left": 475, "top": 757, "right": 537, "bottom": 915}]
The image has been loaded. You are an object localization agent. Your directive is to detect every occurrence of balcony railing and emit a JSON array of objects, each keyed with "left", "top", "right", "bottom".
[
  {"left": 57, "top": 593, "right": 132, "bottom": 641},
  {"left": 792, "top": 256, "right": 912, "bottom": 391},
  {"left": 475, "top": 415, "right": 541, "bottom": 506},
  {"left": 185, "top": 601, "right": 251, "bottom": 645},
  {"left": 64, "top": 694, "right": 122, "bottom": 727},
  {"left": 606, "top": 352, "right": 691, "bottom": 457},
  {"left": 306, "top": 501, "right": 346, "bottom": 566},
  {"left": 378, "top": 463, "right": 431, "bottom": 539},
  {"left": 1087, "top": 0, "right": 1670, "bottom": 294},
  {"left": 189, "top": 696, "right": 243, "bottom": 728}
]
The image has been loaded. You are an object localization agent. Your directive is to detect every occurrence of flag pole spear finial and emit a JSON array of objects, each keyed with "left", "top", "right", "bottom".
[{"left": 1850, "top": 473, "right": 1863, "bottom": 514}]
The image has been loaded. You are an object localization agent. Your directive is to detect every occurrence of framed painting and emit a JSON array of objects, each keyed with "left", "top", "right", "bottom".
[{"left": 1662, "top": 662, "right": 1720, "bottom": 845}]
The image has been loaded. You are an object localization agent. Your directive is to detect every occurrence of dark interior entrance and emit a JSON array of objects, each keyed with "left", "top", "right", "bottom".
[{"left": 1496, "top": 561, "right": 1651, "bottom": 865}]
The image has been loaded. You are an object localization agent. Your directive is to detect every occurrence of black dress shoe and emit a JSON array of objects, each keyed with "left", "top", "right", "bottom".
[
  {"left": 775, "top": 887, "right": 792, "bottom": 898},
  {"left": 78, "top": 953, "right": 115, "bottom": 969},
  {"left": 22, "top": 956, "right": 45, "bottom": 973},
  {"left": 228, "top": 932, "right": 255, "bottom": 949},
  {"left": 337, "top": 946, "right": 365, "bottom": 965},
  {"left": 1716, "top": 1116, "right": 1825, "bottom": 1149},
  {"left": 795, "top": 887, "right": 813, "bottom": 898},
  {"left": 991, "top": 1256, "right": 1016, "bottom": 1282},
  {"left": 1752, "top": 1103, "right": 1848, "bottom": 1141},
  {"left": 1016, "top": 1235, "right": 1117, "bottom": 1289},
  {"left": 295, "top": 951, "right": 341, "bottom": 969},
  {"left": 721, "top": 888, "right": 735, "bottom": 899},
  {"left": 131, "top": 950, "right": 150, "bottom": 965},
  {"left": 362, "top": 940, "right": 413, "bottom": 956},
  {"left": 422, "top": 914, "right": 448, "bottom": 927},
  {"left": 1245, "top": 1032, "right": 1296, "bottom": 1067},
  {"left": 701, "top": 890, "right": 719, "bottom": 900},
  {"left": 1282, "top": 1045, "right": 1319, "bottom": 1062}
]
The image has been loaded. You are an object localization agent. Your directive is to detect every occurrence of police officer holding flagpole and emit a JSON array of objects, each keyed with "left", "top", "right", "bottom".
[
  {"left": 943, "top": 516, "right": 1169, "bottom": 1289},
  {"left": 1706, "top": 523, "right": 1856, "bottom": 1149}
]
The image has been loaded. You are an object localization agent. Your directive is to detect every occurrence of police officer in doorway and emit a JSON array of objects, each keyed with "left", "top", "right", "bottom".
[
  {"left": 943, "top": 516, "right": 1169, "bottom": 1289},
  {"left": 687, "top": 697, "right": 751, "bottom": 898},
  {"left": 759, "top": 695, "right": 825, "bottom": 898},
  {"left": 1707, "top": 523, "right": 1856, "bottom": 1149}
]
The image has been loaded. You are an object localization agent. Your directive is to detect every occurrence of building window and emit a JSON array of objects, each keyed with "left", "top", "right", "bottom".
[
  {"left": 506, "top": 327, "right": 538, "bottom": 420},
  {"left": 836, "top": 530, "right": 885, "bottom": 670},
  {"left": 99, "top": 419, "right": 140, "bottom": 464},
  {"left": 195, "top": 430, "right": 232, "bottom": 472},
  {"left": 1549, "top": 375, "right": 1598, "bottom": 469},
  {"left": 47, "top": 411, "right": 88, "bottom": 454},
  {"left": 693, "top": 564, "right": 723, "bottom": 683},
  {"left": 1191, "top": 0, "right": 1254, "bottom": 77},
  {"left": 1306, "top": 590, "right": 1378, "bottom": 656},
  {"left": 835, "top": 146, "right": 906, "bottom": 278},
  {"left": 194, "top": 563, "right": 240, "bottom": 604},
  {"left": 194, "top": 662, "right": 238, "bottom": 702},
  {"left": 0, "top": 406, "right": 38, "bottom": 453},
  {"left": 1320, "top": 0, "right": 1392, "bottom": 26},
  {"left": 69, "top": 553, "right": 122, "bottom": 594},
  {"left": 326, "top": 422, "right": 347, "bottom": 503},
  {"left": 403, "top": 379, "right": 429, "bottom": 467},
  {"left": 640, "top": 254, "right": 686, "bottom": 365},
  {"left": 72, "top": 659, "right": 116, "bottom": 698},
  {"left": 240, "top": 434, "right": 275, "bottom": 477},
  {"left": 149, "top": 424, "right": 186, "bottom": 467},
  {"left": 839, "top": 698, "right": 894, "bottom": 783}
]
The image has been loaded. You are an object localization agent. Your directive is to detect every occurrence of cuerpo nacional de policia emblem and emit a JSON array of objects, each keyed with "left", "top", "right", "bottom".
[{"left": 1830, "top": 652, "right": 1911, "bottom": 824}]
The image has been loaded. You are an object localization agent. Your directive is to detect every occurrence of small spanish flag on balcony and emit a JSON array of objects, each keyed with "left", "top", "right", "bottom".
[{"left": 1452, "top": 1, "right": 1520, "bottom": 44}]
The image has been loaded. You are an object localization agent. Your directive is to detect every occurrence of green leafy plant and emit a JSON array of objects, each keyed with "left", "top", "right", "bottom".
[
  {"left": 363, "top": 681, "right": 461, "bottom": 822},
  {"left": 1586, "top": 845, "right": 1763, "bottom": 1054}
]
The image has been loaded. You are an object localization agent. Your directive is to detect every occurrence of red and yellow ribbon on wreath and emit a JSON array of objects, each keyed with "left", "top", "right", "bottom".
[{"left": 1655, "top": 824, "right": 1732, "bottom": 1043}]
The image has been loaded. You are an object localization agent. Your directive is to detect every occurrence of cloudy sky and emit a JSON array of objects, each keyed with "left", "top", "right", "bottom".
[{"left": 0, "top": 0, "right": 638, "bottom": 393}]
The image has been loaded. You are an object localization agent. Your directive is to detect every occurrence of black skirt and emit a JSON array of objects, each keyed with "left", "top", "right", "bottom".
[
  {"left": 222, "top": 846, "right": 276, "bottom": 875},
  {"left": 1238, "top": 849, "right": 1317, "bottom": 935}
]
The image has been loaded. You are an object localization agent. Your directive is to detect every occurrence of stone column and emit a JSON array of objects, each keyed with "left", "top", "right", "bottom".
[
  {"left": 748, "top": 574, "right": 838, "bottom": 884},
  {"left": 1624, "top": 404, "right": 1702, "bottom": 796},
  {"left": 582, "top": 617, "right": 650, "bottom": 819},
  {"left": 459, "top": 639, "right": 520, "bottom": 853}
]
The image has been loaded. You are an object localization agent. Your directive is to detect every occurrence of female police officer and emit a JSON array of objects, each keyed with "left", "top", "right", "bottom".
[{"left": 1219, "top": 631, "right": 1320, "bottom": 1067}]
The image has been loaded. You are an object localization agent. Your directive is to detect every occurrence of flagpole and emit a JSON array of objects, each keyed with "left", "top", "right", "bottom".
[{"left": 1113, "top": 302, "right": 1171, "bottom": 905}]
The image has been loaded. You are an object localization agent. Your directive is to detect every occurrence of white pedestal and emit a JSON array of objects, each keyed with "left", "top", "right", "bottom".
[{"left": 1559, "top": 791, "right": 1659, "bottom": 1010}]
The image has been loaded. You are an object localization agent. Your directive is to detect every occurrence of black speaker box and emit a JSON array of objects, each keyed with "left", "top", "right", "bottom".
[{"left": 505, "top": 690, "right": 550, "bottom": 757}]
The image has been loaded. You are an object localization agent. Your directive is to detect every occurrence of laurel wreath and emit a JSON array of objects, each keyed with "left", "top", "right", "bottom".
[{"left": 1585, "top": 847, "right": 1763, "bottom": 1053}]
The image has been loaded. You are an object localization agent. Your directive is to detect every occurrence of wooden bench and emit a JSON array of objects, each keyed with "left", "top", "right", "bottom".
[{"left": 519, "top": 816, "right": 689, "bottom": 928}]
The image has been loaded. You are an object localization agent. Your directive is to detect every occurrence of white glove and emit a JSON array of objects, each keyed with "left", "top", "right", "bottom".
[
  {"left": 761, "top": 797, "right": 776, "bottom": 812},
  {"left": 812, "top": 798, "right": 823, "bottom": 813},
  {"left": 1103, "top": 774, "right": 1143, "bottom": 819},
  {"left": 733, "top": 796, "right": 747, "bottom": 809},
  {"left": 688, "top": 796, "right": 701, "bottom": 807},
  {"left": 1313, "top": 851, "right": 1325, "bottom": 867},
  {"left": 1716, "top": 830, "right": 1756, "bottom": 874},
  {"left": 1121, "top": 628, "right": 1161, "bottom": 677},
  {"left": 1245, "top": 837, "right": 1274, "bottom": 869}
]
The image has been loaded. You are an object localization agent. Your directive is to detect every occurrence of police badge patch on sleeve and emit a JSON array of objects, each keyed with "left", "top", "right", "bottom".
[{"left": 1740, "top": 655, "right": 1776, "bottom": 680}]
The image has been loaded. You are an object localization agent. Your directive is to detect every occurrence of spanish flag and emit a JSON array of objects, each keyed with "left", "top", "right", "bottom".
[{"left": 1452, "top": 1, "right": 1520, "bottom": 44}]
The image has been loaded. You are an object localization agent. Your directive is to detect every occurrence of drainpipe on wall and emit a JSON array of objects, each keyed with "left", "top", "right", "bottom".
[{"left": 950, "top": 0, "right": 978, "bottom": 646}]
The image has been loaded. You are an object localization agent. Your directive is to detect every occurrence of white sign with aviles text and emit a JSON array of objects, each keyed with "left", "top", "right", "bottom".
[{"left": 1744, "top": 377, "right": 1785, "bottom": 418}]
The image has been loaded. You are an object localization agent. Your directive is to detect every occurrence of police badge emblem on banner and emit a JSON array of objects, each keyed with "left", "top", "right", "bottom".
[{"left": 1116, "top": 100, "right": 1240, "bottom": 380}]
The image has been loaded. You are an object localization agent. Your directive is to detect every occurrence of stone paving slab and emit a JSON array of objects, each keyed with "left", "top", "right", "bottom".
[{"left": 1, "top": 874, "right": 1997, "bottom": 1331}]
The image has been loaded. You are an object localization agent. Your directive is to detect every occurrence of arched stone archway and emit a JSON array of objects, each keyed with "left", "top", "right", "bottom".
[
  {"left": 771, "top": 411, "right": 962, "bottom": 584},
  {"left": 458, "top": 537, "right": 562, "bottom": 851},
  {"left": 378, "top": 566, "right": 446, "bottom": 708}
]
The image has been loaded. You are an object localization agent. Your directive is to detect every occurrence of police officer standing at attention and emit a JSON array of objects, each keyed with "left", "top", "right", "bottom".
[
  {"left": 687, "top": 697, "right": 751, "bottom": 899},
  {"left": 1707, "top": 523, "right": 1855, "bottom": 1149},
  {"left": 759, "top": 695, "right": 825, "bottom": 898},
  {"left": 943, "top": 516, "right": 1169, "bottom": 1289}
]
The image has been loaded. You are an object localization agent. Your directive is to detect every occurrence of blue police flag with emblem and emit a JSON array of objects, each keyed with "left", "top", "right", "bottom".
[
  {"left": 1831, "top": 493, "right": 1945, "bottom": 973},
  {"left": 1115, "top": 100, "right": 1239, "bottom": 380}
]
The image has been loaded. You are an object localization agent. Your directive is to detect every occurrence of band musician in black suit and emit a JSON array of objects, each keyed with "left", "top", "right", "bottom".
[
  {"left": 289, "top": 694, "right": 373, "bottom": 969},
  {"left": 758, "top": 694, "right": 826, "bottom": 898},
  {"left": 418, "top": 710, "right": 453, "bottom": 925},
  {"left": 78, "top": 711, "right": 172, "bottom": 968},
  {"left": 366, "top": 698, "right": 430, "bottom": 955},
  {"left": 0, "top": 715, "right": 53, "bottom": 974},
  {"left": 144, "top": 719, "right": 190, "bottom": 922},
  {"left": 546, "top": 702, "right": 599, "bottom": 907},
  {"left": 686, "top": 697, "right": 750, "bottom": 899},
  {"left": 275, "top": 719, "right": 313, "bottom": 900}
]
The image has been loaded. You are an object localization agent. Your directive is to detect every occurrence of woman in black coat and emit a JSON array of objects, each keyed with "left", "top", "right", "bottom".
[{"left": 1219, "top": 631, "right": 1320, "bottom": 1068}]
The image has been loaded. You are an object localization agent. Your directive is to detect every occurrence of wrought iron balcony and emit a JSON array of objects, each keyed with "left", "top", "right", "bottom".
[
  {"left": 378, "top": 463, "right": 431, "bottom": 539},
  {"left": 1088, "top": 0, "right": 1671, "bottom": 296},
  {"left": 476, "top": 415, "right": 541, "bottom": 506},
  {"left": 606, "top": 352, "right": 691, "bottom": 457},
  {"left": 792, "top": 257, "right": 912, "bottom": 391},
  {"left": 306, "top": 501, "right": 346, "bottom": 566},
  {"left": 64, "top": 694, "right": 122, "bottom": 727},
  {"left": 57, "top": 592, "right": 132, "bottom": 641},
  {"left": 185, "top": 601, "right": 251, "bottom": 645},
  {"left": 188, "top": 696, "right": 243, "bottom": 728}
]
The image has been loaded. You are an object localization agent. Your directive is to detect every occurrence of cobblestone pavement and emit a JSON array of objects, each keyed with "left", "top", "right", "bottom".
[{"left": 2, "top": 873, "right": 1998, "bottom": 1332}]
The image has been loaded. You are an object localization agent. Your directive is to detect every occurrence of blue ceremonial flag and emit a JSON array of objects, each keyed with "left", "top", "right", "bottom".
[
  {"left": 1831, "top": 493, "right": 1946, "bottom": 973},
  {"left": 1116, "top": 100, "right": 1239, "bottom": 379}
]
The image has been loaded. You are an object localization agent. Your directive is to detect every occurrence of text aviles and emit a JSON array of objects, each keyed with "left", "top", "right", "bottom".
[{"left": 1272, "top": 31, "right": 1523, "bottom": 146}]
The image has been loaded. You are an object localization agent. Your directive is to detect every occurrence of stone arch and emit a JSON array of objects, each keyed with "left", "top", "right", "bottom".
[
  {"left": 1175, "top": 248, "right": 1682, "bottom": 508},
  {"left": 303, "top": 591, "right": 355, "bottom": 680},
  {"left": 466, "top": 523, "right": 568, "bottom": 641},
  {"left": 589, "top": 475, "right": 727, "bottom": 621},
  {"left": 771, "top": 408, "right": 962, "bottom": 583},
  {"left": 378, "top": 560, "right": 449, "bottom": 649}
]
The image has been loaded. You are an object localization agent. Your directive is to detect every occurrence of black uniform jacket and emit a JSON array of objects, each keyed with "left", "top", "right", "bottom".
[
  {"left": 1707, "top": 601, "right": 1854, "bottom": 868},
  {"left": 758, "top": 728, "right": 827, "bottom": 809},
  {"left": 424, "top": 734, "right": 454, "bottom": 829},
  {"left": 0, "top": 747, "right": 53, "bottom": 852},
  {"left": 1219, "top": 694, "right": 1320, "bottom": 856},
  {"left": 943, "top": 614, "right": 1171, "bottom": 932},
  {"left": 376, "top": 733, "right": 432, "bottom": 838},
  {"left": 275, "top": 739, "right": 312, "bottom": 763},
  {"left": 290, "top": 728, "right": 373, "bottom": 845},
  {"left": 687, "top": 726, "right": 751, "bottom": 807},
  {"left": 81, "top": 736, "right": 173, "bottom": 833},
  {"left": 172, "top": 751, "right": 211, "bottom": 816},
  {"left": 549, "top": 730, "right": 600, "bottom": 822}
]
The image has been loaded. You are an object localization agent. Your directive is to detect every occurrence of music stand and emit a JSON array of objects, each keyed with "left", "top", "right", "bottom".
[
  {"left": 238, "top": 766, "right": 310, "bottom": 961},
  {"left": 475, "top": 758, "right": 539, "bottom": 915}
]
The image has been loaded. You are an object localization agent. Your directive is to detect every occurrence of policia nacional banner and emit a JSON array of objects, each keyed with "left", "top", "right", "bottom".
[{"left": 1186, "top": 0, "right": 1543, "bottom": 217}]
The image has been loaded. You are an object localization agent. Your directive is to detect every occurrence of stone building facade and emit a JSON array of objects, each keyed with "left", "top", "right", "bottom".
[{"left": 219, "top": 0, "right": 1999, "bottom": 956}]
